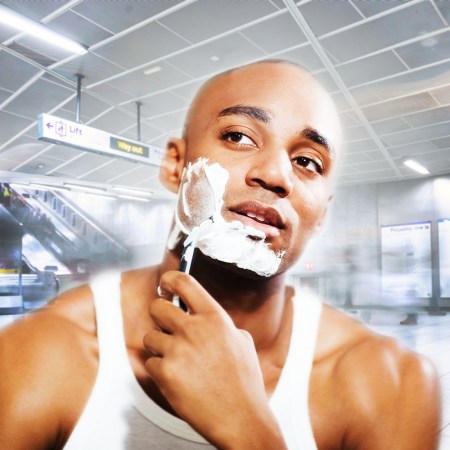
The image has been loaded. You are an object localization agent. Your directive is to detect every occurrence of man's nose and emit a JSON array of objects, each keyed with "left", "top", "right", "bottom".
[{"left": 245, "top": 148, "right": 294, "bottom": 198}]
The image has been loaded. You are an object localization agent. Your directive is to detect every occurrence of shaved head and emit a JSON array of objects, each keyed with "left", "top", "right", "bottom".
[{"left": 183, "top": 59, "right": 340, "bottom": 148}]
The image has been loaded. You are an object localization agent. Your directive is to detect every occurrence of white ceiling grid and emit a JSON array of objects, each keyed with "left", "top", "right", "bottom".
[{"left": 0, "top": 0, "right": 449, "bottom": 197}]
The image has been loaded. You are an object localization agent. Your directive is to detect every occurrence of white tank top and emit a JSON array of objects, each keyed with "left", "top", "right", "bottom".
[{"left": 63, "top": 272, "right": 322, "bottom": 450}]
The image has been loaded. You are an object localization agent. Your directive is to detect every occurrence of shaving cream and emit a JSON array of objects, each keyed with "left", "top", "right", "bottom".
[{"left": 169, "top": 157, "right": 284, "bottom": 277}]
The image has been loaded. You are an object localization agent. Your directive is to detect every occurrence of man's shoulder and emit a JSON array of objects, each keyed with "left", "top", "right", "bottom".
[
  {"left": 319, "top": 305, "right": 437, "bottom": 394},
  {"left": 0, "top": 283, "right": 99, "bottom": 449},
  {"left": 315, "top": 306, "right": 440, "bottom": 448}
]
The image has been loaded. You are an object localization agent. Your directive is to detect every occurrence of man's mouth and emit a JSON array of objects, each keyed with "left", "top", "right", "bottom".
[{"left": 228, "top": 202, "right": 285, "bottom": 238}]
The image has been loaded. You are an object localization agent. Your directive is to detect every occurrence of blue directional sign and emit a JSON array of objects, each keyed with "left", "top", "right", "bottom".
[{"left": 37, "top": 113, "right": 164, "bottom": 166}]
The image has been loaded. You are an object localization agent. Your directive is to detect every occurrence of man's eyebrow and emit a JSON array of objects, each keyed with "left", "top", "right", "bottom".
[
  {"left": 217, "top": 105, "right": 272, "bottom": 123},
  {"left": 301, "top": 127, "right": 335, "bottom": 158}
]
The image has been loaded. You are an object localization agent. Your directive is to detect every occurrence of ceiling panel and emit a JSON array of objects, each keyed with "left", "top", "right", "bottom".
[
  {"left": 431, "top": 85, "right": 450, "bottom": 104},
  {"left": 0, "top": 137, "right": 48, "bottom": 162},
  {"left": 58, "top": 94, "right": 112, "bottom": 124},
  {"left": 403, "top": 106, "right": 450, "bottom": 128},
  {"left": 3, "top": 78, "right": 72, "bottom": 119},
  {"left": 0, "top": 0, "right": 71, "bottom": 20},
  {"left": 298, "top": 0, "right": 362, "bottom": 36},
  {"left": 0, "top": 50, "right": 41, "bottom": 92},
  {"left": 158, "top": 0, "right": 278, "bottom": 44},
  {"left": 42, "top": 144, "right": 86, "bottom": 162},
  {"left": 88, "top": 108, "right": 136, "bottom": 134},
  {"left": 165, "top": 32, "right": 265, "bottom": 78},
  {"left": 351, "top": 0, "right": 408, "bottom": 18},
  {"left": 53, "top": 53, "right": 125, "bottom": 86},
  {"left": 0, "top": 111, "right": 34, "bottom": 143},
  {"left": 72, "top": 0, "right": 185, "bottom": 34},
  {"left": 382, "top": 122, "right": 450, "bottom": 147},
  {"left": 148, "top": 111, "right": 186, "bottom": 133},
  {"left": 275, "top": 44, "right": 325, "bottom": 73},
  {"left": 362, "top": 92, "right": 438, "bottom": 121},
  {"left": 342, "top": 125, "right": 371, "bottom": 142},
  {"left": 336, "top": 51, "right": 406, "bottom": 87},
  {"left": 432, "top": 136, "right": 450, "bottom": 149},
  {"left": 94, "top": 21, "right": 189, "bottom": 69},
  {"left": 240, "top": 12, "right": 306, "bottom": 54},
  {"left": 0, "top": 88, "right": 11, "bottom": 103},
  {"left": 47, "top": 9, "right": 113, "bottom": 47},
  {"left": 344, "top": 138, "right": 379, "bottom": 154},
  {"left": 106, "top": 62, "right": 191, "bottom": 99},
  {"left": 320, "top": 1, "right": 444, "bottom": 63},
  {"left": 88, "top": 83, "right": 133, "bottom": 104},
  {"left": 396, "top": 30, "right": 450, "bottom": 69},
  {"left": 371, "top": 117, "right": 412, "bottom": 135}
]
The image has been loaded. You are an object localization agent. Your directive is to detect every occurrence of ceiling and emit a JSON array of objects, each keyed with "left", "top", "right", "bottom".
[{"left": 0, "top": 0, "right": 449, "bottom": 199}]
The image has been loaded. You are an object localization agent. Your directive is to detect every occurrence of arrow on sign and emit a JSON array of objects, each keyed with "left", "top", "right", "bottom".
[{"left": 46, "top": 122, "right": 53, "bottom": 130}]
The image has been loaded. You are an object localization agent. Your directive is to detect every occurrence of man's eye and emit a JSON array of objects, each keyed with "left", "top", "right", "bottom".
[
  {"left": 294, "top": 156, "right": 323, "bottom": 174},
  {"left": 221, "top": 131, "right": 255, "bottom": 146}
]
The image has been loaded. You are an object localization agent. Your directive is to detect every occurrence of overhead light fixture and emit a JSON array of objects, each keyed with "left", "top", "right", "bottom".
[
  {"left": 0, "top": 4, "right": 88, "bottom": 55},
  {"left": 118, "top": 194, "right": 150, "bottom": 202},
  {"left": 64, "top": 183, "right": 106, "bottom": 193},
  {"left": 30, "top": 183, "right": 69, "bottom": 192},
  {"left": 112, "top": 186, "right": 153, "bottom": 197},
  {"left": 143, "top": 65, "right": 162, "bottom": 75},
  {"left": 403, "top": 159, "right": 430, "bottom": 175},
  {"left": 210, "top": 56, "right": 220, "bottom": 62}
]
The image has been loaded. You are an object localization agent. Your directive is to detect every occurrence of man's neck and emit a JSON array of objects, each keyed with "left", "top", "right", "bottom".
[{"left": 158, "top": 247, "right": 291, "bottom": 352}]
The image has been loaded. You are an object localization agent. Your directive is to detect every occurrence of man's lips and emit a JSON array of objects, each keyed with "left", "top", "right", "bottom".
[{"left": 227, "top": 202, "right": 285, "bottom": 238}]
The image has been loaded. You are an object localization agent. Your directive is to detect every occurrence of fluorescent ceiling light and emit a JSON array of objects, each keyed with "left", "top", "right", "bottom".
[
  {"left": 118, "top": 194, "right": 150, "bottom": 202},
  {"left": 143, "top": 65, "right": 162, "bottom": 75},
  {"left": 112, "top": 186, "right": 153, "bottom": 197},
  {"left": 403, "top": 159, "right": 430, "bottom": 175},
  {"left": 64, "top": 183, "right": 106, "bottom": 194},
  {"left": 0, "top": 4, "right": 88, "bottom": 55},
  {"left": 30, "top": 183, "right": 70, "bottom": 192}
]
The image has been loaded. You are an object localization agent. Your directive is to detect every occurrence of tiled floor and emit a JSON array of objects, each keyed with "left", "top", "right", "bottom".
[
  {"left": 1, "top": 308, "right": 449, "bottom": 448},
  {"left": 353, "top": 310, "right": 450, "bottom": 450}
]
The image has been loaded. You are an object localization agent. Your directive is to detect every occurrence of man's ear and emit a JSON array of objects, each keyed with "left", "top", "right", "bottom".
[
  {"left": 159, "top": 138, "right": 186, "bottom": 193},
  {"left": 314, "top": 194, "right": 333, "bottom": 235}
]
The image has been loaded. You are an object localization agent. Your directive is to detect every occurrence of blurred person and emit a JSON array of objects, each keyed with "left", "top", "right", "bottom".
[{"left": 0, "top": 61, "right": 441, "bottom": 449}]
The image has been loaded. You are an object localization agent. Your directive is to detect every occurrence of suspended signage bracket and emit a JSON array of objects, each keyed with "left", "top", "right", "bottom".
[{"left": 37, "top": 113, "right": 164, "bottom": 166}]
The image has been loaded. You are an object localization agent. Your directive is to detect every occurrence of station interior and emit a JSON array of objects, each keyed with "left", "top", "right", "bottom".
[{"left": 0, "top": 0, "right": 449, "bottom": 447}]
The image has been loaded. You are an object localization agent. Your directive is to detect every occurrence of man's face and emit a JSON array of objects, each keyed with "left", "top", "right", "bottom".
[{"left": 181, "top": 63, "right": 341, "bottom": 274}]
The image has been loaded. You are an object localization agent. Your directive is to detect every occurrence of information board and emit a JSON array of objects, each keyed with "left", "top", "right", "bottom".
[
  {"left": 381, "top": 221, "right": 432, "bottom": 300},
  {"left": 438, "top": 219, "right": 450, "bottom": 298},
  {"left": 37, "top": 113, "right": 164, "bottom": 166}
]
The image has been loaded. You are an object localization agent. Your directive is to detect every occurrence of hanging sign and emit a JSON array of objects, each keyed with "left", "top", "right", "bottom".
[
  {"left": 438, "top": 219, "right": 450, "bottom": 298},
  {"left": 37, "top": 113, "right": 164, "bottom": 166}
]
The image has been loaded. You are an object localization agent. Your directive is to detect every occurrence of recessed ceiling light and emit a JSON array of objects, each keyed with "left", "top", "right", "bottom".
[
  {"left": 403, "top": 159, "right": 430, "bottom": 175},
  {"left": 210, "top": 56, "right": 220, "bottom": 62},
  {"left": 0, "top": 4, "right": 88, "bottom": 55},
  {"left": 143, "top": 65, "right": 162, "bottom": 75}
]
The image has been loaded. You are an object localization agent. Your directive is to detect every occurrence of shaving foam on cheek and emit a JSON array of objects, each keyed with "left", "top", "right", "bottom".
[{"left": 168, "top": 157, "right": 285, "bottom": 277}]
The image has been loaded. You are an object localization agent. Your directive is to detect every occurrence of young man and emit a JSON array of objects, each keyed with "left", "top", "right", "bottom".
[{"left": 0, "top": 61, "right": 441, "bottom": 449}]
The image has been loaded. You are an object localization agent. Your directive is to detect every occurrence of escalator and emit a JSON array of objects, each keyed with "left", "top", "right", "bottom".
[{"left": 8, "top": 186, "right": 129, "bottom": 273}]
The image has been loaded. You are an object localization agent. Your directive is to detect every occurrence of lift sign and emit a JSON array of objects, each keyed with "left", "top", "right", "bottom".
[{"left": 37, "top": 113, "right": 163, "bottom": 166}]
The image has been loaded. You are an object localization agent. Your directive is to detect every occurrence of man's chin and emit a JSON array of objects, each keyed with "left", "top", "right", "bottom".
[{"left": 194, "top": 249, "right": 283, "bottom": 281}]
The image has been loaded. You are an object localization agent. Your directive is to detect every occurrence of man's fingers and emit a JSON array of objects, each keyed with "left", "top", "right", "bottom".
[
  {"left": 159, "top": 271, "right": 227, "bottom": 316},
  {"left": 143, "top": 328, "right": 172, "bottom": 357},
  {"left": 150, "top": 297, "right": 187, "bottom": 333}
]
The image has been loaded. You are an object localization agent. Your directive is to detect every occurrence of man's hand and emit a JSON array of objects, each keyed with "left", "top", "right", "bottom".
[{"left": 143, "top": 270, "right": 286, "bottom": 450}]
